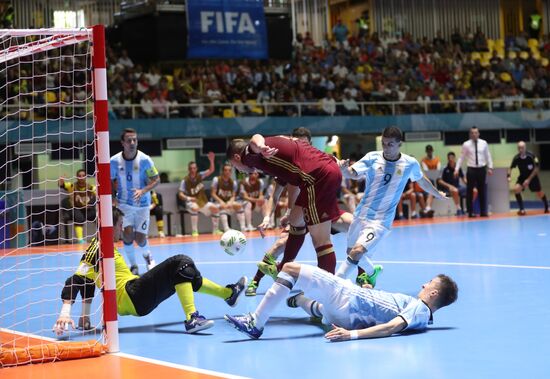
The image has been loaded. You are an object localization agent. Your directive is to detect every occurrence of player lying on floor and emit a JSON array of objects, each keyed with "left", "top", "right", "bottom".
[
  {"left": 226, "top": 262, "right": 457, "bottom": 340},
  {"left": 53, "top": 207, "right": 247, "bottom": 335}
]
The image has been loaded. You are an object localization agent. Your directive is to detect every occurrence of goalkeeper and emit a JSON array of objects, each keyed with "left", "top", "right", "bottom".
[{"left": 53, "top": 207, "right": 247, "bottom": 335}]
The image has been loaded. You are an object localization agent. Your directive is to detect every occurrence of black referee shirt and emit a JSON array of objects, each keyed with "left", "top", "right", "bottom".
[{"left": 510, "top": 152, "right": 539, "bottom": 178}]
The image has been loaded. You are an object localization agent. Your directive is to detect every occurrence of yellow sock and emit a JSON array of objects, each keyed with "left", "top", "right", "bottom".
[
  {"left": 198, "top": 277, "right": 232, "bottom": 299},
  {"left": 175, "top": 282, "right": 196, "bottom": 320},
  {"left": 156, "top": 220, "right": 164, "bottom": 233},
  {"left": 75, "top": 225, "right": 83, "bottom": 240}
]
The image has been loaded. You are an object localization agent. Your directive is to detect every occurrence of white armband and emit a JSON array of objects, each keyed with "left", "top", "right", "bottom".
[
  {"left": 349, "top": 330, "right": 359, "bottom": 340},
  {"left": 60, "top": 303, "right": 72, "bottom": 318}
]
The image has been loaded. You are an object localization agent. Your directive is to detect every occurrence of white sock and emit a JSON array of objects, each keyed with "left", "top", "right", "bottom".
[
  {"left": 255, "top": 282, "right": 291, "bottom": 329},
  {"left": 137, "top": 241, "right": 152, "bottom": 261},
  {"left": 211, "top": 215, "right": 219, "bottom": 231},
  {"left": 335, "top": 256, "right": 356, "bottom": 279},
  {"left": 191, "top": 214, "right": 198, "bottom": 233},
  {"left": 124, "top": 242, "right": 136, "bottom": 266},
  {"left": 244, "top": 203, "right": 252, "bottom": 226},
  {"left": 220, "top": 214, "right": 229, "bottom": 231},
  {"left": 237, "top": 211, "right": 246, "bottom": 230}
]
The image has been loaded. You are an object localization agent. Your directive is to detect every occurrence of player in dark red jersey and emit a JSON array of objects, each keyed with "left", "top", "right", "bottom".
[{"left": 227, "top": 134, "right": 342, "bottom": 275}]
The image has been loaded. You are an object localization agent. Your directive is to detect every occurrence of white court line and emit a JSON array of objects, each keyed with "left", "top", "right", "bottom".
[
  {"left": 4, "top": 259, "right": 550, "bottom": 272},
  {"left": 115, "top": 352, "right": 251, "bottom": 379}
]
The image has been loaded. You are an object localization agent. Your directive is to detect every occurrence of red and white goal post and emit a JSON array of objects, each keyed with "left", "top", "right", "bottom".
[{"left": 0, "top": 25, "right": 117, "bottom": 367}]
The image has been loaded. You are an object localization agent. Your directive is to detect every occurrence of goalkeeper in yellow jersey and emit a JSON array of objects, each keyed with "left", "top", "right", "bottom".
[{"left": 53, "top": 207, "right": 247, "bottom": 335}]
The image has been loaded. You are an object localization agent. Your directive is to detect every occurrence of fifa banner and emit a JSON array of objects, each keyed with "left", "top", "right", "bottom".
[{"left": 186, "top": 0, "right": 268, "bottom": 59}]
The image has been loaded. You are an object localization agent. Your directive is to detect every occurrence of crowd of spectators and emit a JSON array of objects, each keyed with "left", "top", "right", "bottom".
[
  {"left": 3, "top": 27, "right": 550, "bottom": 121},
  {"left": 105, "top": 27, "right": 550, "bottom": 119}
]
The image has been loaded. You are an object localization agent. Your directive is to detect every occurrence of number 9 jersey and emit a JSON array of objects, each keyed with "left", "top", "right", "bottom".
[{"left": 351, "top": 151, "right": 423, "bottom": 229}]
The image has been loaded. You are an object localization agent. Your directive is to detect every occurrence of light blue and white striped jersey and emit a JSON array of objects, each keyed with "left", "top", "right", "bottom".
[
  {"left": 348, "top": 287, "right": 433, "bottom": 331},
  {"left": 351, "top": 151, "right": 423, "bottom": 228},
  {"left": 110, "top": 151, "right": 159, "bottom": 207}
]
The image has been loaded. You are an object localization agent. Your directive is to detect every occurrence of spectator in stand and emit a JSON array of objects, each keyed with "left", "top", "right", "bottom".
[
  {"left": 117, "top": 49, "right": 134, "bottom": 69},
  {"left": 437, "top": 152, "right": 469, "bottom": 216},
  {"left": 342, "top": 91, "right": 360, "bottom": 115},
  {"left": 321, "top": 90, "right": 336, "bottom": 115},
  {"left": 332, "top": 19, "right": 349, "bottom": 47}
]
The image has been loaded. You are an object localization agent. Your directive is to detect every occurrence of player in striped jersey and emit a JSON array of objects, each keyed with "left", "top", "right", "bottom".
[
  {"left": 225, "top": 262, "right": 458, "bottom": 340},
  {"left": 110, "top": 128, "right": 159, "bottom": 275},
  {"left": 53, "top": 207, "right": 247, "bottom": 335},
  {"left": 336, "top": 127, "right": 448, "bottom": 287}
]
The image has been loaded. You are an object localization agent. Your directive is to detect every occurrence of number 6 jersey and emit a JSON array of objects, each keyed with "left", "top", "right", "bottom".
[{"left": 351, "top": 151, "right": 423, "bottom": 228}]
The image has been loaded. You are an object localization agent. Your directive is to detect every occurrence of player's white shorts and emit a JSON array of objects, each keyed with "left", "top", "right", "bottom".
[
  {"left": 186, "top": 200, "right": 216, "bottom": 217},
  {"left": 119, "top": 203, "right": 150, "bottom": 234},
  {"left": 295, "top": 264, "right": 362, "bottom": 329},
  {"left": 347, "top": 218, "right": 390, "bottom": 251}
]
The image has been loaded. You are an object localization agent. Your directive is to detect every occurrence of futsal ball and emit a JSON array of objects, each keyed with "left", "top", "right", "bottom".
[{"left": 220, "top": 229, "right": 247, "bottom": 256}]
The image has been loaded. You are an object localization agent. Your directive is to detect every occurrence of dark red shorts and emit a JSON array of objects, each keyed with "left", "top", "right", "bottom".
[{"left": 295, "top": 162, "right": 342, "bottom": 226}]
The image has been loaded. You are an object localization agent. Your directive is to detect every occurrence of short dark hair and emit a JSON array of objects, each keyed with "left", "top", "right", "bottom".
[
  {"left": 426, "top": 144, "right": 433, "bottom": 151},
  {"left": 292, "top": 127, "right": 312, "bottom": 142},
  {"left": 470, "top": 126, "right": 479, "bottom": 131},
  {"left": 447, "top": 151, "right": 456, "bottom": 158},
  {"left": 188, "top": 161, "right": 197, "bottom": 168},
  {"left": 226, "top": 139, "right": 248, "bottom": 160},
  {"left": 120, "top": 128, "right": 137, "bottom": 141},
  {"left": 435, "top": 274, "right": 458, "bottom": 308},
  {"left": 76, "top": 169, "right": 86, "bottom": 176},
  {"left": 381, "top": 126, "right": 403, "bottom": 142},
  {"left": 112, "top": 207, "right": 125, "bottom": 226}
]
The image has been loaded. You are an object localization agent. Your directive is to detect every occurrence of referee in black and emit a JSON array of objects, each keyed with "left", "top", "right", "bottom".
[
  {"left": 455, "top": 126, "right": 494, "bottom": 217},
  {"left": 508, "top": 141, "right": 549, "bottom": 215}
]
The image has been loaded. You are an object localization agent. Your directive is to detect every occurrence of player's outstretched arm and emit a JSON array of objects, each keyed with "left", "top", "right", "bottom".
[
  {"left": 338, "top": 159, "right": 359, "bottom": 179},
  {"left": 416, "top": 175, "right": 448, "bottom": 200},
  {"left": 325, "top": 317, "right": 406, "bottom": 342},
  {"left": 53, "top": 300, "right": 76, "bottom": 336}
]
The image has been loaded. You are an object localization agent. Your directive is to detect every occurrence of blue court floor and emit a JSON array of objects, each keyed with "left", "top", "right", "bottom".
[{"left": 2, "top": 214, "right": 550, "bottom": 378}]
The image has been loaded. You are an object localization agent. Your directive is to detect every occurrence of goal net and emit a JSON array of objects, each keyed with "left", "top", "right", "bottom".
[{"left": 0, "top": 26, "right": 117, "bottom": 367}]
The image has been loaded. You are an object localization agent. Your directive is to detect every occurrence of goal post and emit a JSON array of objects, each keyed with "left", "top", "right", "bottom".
[{"left": 0, "top": 25, "right": 117, "bottom": 366}]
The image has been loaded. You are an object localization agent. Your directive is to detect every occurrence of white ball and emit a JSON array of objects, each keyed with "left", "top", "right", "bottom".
[{"left": 220, "top": 229, "right": 247, "bottom": 256}]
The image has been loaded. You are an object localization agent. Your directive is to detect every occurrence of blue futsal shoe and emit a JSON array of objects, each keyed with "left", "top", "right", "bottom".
[
  {"left": 184, "top": 311, "right": 214, "bottom": 333},
  {"left": 224, "top": 313, "right": 263, "bottom": 339},
  {"left": 225, "top": 276, "right": 248, "bottom": 307}
]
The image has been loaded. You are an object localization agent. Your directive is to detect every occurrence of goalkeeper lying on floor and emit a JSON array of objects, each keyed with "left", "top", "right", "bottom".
[{"left": 54, "top": 207, "right": 247, "bottom": 335}]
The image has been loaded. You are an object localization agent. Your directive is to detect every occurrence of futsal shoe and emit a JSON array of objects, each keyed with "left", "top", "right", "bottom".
[
  {"left": 184, "top": 311, "right": 214, "bottom": 333},
  {"left": 130, "top": 264, "right": 139, "bottom": 276},
  {"left": 191, "top": 231, "right": 199, "bottom": 237},
  {"left": 356, "top": 265, "right": 383, "bottom": 288},
  {"left": 224, "top": 313, "right": 263, "bottom": 339},
  {"left": 78, "top": 316, "right": 92, "bottom": 330},
  {"left": 286, "top": 291, "right": 305, "bottom": 308},
  {"left": 258, "top": 262, "right": 278, "bottom": 281},
  {"left": 225, "top": 276, "right": 248, "bottom": 307},
  {"left": 245, "top": 280, "right": 258, "bottom": 296},
  {"left": 517, "top": 209, "right": 526, "bottom": 216},
  {"left": 158, "top": 231, "right": 166, "bottom": 238},
  {"left": 213, "top": 229, "right": 224, "bottom": 235},
  {"left": 143, "top": 254, "right": 156, "bottom": 271}
]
